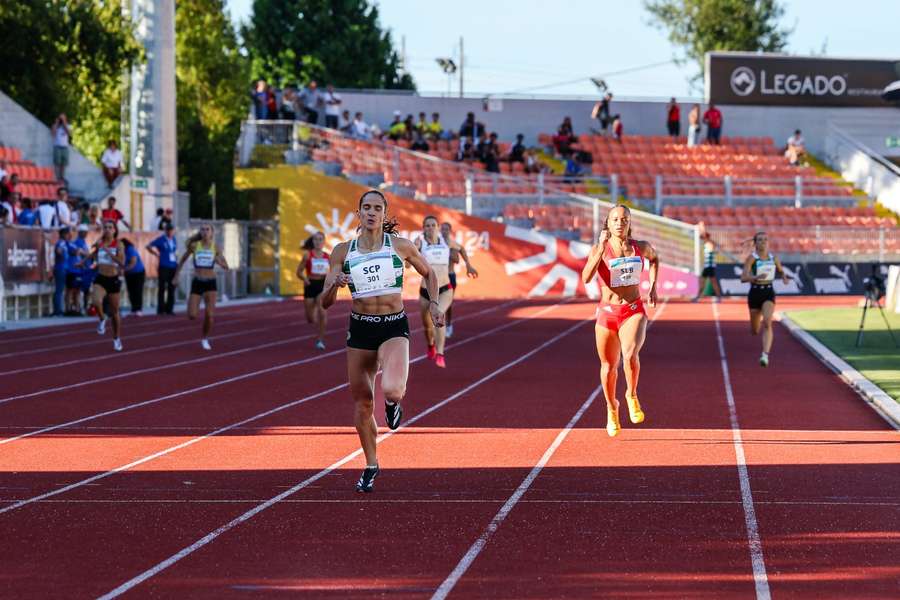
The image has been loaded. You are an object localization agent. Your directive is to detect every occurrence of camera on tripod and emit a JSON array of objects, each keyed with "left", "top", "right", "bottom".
[{"left": 857, "top": 264, "right": 898, "bottom": 348}]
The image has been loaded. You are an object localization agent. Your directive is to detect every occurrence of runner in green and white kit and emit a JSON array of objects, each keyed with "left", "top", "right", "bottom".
[{"left": 320, "top": 190, "right": 443, "bottom": 492}]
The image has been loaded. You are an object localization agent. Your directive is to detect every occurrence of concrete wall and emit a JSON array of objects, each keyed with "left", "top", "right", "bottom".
[
  {"left": 0, "top": 90, "right": 109, "bottom": 202},
  {"left": 335, "top": 91, "right": 900, "bottom": 159}
]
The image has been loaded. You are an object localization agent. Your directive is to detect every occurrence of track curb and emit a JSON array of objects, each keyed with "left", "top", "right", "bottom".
[{"left": 778, "top": 312, "right": 900, "bottom": 430}]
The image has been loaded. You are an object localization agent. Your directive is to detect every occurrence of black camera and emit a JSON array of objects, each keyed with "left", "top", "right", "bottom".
[{"left": 862, "top": 264, "right": 886, "bottom": 302}]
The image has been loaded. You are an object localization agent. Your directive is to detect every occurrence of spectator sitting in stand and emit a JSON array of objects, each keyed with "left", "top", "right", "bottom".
[
  {"left": 402, "top": 115, "right": 416, "bottom": 141},
  {"left": 298, "top": 80, "right": 323, "bottom": 124},
  {"left": 666, "top": 98, "right": 680, "bottom": 138},
  {"left": 17, "top": 197, "right": 36, "bottom": 227},
  {"left": 101, "top": 197, "right": 131, "bottom": 231},
  {"left": 426, "top": 112, "right": 444, "bottom": 140},
  {"left": 459, "top": 112, "right": 485, "bottom": 139},
  {"left": 612, "top": 114, "right": 623, "bottom": 142},
  {"left": 351, "top": 112, "right": 372, "bottom": 140},
  {"left": 553, "top": 116, "right": 578, "bottom": 157},
  {"left": 387, "top": 111, "right": 406, "bottom": 141},
  {"left": 703, "top": 103, "right": 723, "bottom": 145},
  {"left": 524, "top": 149, "right": 541, "bottom": 174},
  {"left": 475, "top": 132, "right": 490, "bottom": 161},
  {"left": 785, "top": 129, "right": 806, "bottom": 165},
  {"left": 564, "top": 155, "right": 584, "bottom": 182},
  {"left": 339, "top": 110, "right": 353, "bottom": 134},
  {"left": 415, "top": 112, "right": 429, "bottom": 135},
  {"left": 456, "top": 137, "right": 476, "bottom": 162},
  {"left": 100, "top": 140, "right": 123, "bottom": 188},
  {"left": 509, "top": 134, "right": 526, "bottom": 162},
  {"left": 410, "top": 129, "right": 430, "bottom": 152},
  {"left": 482, "top": 133, "right": 501, "bottom": 173},
  {"left": 323, "top": 84, "right": 342, "bottom": 128}
]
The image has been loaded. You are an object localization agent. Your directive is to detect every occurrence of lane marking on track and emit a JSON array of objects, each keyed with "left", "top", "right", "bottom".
[
  {"left": 0, "top": 300, "right": 521, "bottom": 445},
  {"left": 0, "top": 307, "right": 353, "bottom": 377},
  {"left": 432, "top": 386, "right": 601, "bottom": 599},
  {"left": 95, "top": 310, "right": 590, "bottom": 599},
  {"left": 712, "top": 301, "right": 771, "bottom": 600}
]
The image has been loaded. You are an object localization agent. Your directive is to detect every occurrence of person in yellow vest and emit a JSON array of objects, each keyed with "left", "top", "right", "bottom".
[
  {"left": 387, "top": 110, "right": 406, "bottom": 141},
  {"left": 174, "top": 224, "right": 230, "bottom": 351}
]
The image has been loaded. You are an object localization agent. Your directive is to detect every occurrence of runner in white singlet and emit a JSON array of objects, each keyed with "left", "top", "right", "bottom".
[
  {"left": 740, "top": 231, "right": 789, "bottom": 367},
  {"left": 319, "top": 190, "right": 443, "bottom": 492},
  {"left": 415, "top": 216, "right": 478, "bottom": 367}
]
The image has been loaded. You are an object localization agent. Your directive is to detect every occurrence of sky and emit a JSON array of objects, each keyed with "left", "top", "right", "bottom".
[{"left": 225, "top": 0, "right": 900, "bottom": 99}]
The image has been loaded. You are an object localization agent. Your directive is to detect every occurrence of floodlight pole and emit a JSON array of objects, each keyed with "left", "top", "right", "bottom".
[{"left": 459, "top": 37, "right": 464, "bottom": 98}]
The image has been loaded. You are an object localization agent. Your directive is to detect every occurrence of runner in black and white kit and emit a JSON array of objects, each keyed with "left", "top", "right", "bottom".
[
  {"left": 740, "top": 231, "right": 789, "bottom": 367},
  {"left": 440, "top": 221, "right": 478, "bottom": 339}
]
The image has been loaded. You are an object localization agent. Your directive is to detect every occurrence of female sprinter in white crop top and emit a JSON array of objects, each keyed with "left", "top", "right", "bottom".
[
  {"left": 174, "top": 223, "right": 229, "bottom": 351},
  {"left": 320, "top": 189, "right": 443, "bottom": 493},
  {"left": 582, "top": 204, "right": 659, "bottom": 437},
  {"left": 91, "top": 219, "right": 126, "bottom": 352},
  {"left": 414, "top": 215, "right": 477, "bottom": 368}
]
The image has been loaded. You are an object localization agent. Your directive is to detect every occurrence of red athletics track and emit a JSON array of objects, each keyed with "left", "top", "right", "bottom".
[{"left": 0, "top": 297, "right": 897, "bottom": 598}]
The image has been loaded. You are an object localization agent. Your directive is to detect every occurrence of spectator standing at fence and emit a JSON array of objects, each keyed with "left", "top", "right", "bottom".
[
  {"left": 687, "top": 104, "right": 701, "bottom": 148},
  {"left": 17, "top": 197, "right": 36, "bottom": 226},
  {"left": 147, "top": 223, "right": 178, "bottom": 315},
  {"left": 54, "top": 187, "right": 72, "bottom": 228},
  {"left": 323, "top": 84, "right": 342, "bottom": 128},
  {"left": 280, "top": 86, "right": 297, "bottom": 120},
  {"left": 785, "top": 129, "right": 806, "bottom": 165},
  {"left": 703, "top": 104, "right": 723, "bottom": 145},
  {"left": 251, "top": 80, "right": 269, "bottom": 119},
  {"left": 298, "top": 81, "right": 323, "bottom": 124},
  {"left": 37, "top": 199, "right": 57, "bottom": 230},
  {"left": 666, "top": 98, "right": 681, "bottom": 138},
  {"left": 52, "top": 227, "right": 71, "bottom": 316},
  {"left": 100, "top": 141, "right": 123, "bottom": 188},
  {"left": 51, "top": 113, "right": 71, "bottom": 182},
  {"left": 592, "top": 93, "right": 612, "bottom": 135},
  {"left": 102, "top": 197, "right": 131, "bottom": 231},
  {"left": 121, "top": 238, "right": 146, "bottom": 316},
  {"left": 67, "top": 224, "right": 91, "bottom": 314}
]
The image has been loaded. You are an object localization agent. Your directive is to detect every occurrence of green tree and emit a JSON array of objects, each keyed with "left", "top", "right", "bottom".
[
  {"left": 242, "top": 0, "right": 414, "bottom": 89},
  {"left": 644, "top": 0, "right": 791, "bottom": 86},
  {"left": 175, "top": 0, "right": 250, "bottom": 218},
  {"left": 0, "top": 0, "right": 140, "bottom": 166}
]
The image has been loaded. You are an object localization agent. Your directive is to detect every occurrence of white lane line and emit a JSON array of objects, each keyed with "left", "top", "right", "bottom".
[
  {"left": 96, "top": 312, "right": 589, "bottom": 599},
  {"left": 712, "top": 301, "right": 771, "bottom": 600},
  {"left": 431, "top": 386, "right": 600, "bottom": 599},
  {"left": 0, "top": 300, "right": 520, "bottom": 446},
  {"left": 4, "top": 498, "right": 899, "bottom": 507},
  {"left": 0, "top": 307, "right": 352, "bottom": 377}
]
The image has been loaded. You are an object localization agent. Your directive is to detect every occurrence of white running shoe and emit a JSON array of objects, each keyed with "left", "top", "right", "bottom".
[
  {"left": 97, "top": 318, "right": 107, "bottom": 335},
  {"left": 113, "top": 338, "right": 123, "bottom": 352},
  {"left": 446, "top": 324, "right": 454, "bottom": 339},
  {"left": 314, "top": 339, "right": 326, "bottom": 351},
  {"left": 759, "top": 352, "right": 769, "bottom": 367},
  {"left": 201, "top": 339, "right": 212, "bottom": 351}
]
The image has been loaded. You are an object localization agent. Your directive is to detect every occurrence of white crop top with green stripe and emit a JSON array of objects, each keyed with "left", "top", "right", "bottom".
[
  {"left": 342, "top": 234, "right": 404, "bottom": 299},
  {"left": 751, "top": 252, "right": 777, "bottom": 284}
]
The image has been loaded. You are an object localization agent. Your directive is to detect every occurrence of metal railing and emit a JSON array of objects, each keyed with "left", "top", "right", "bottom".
[
  {"left": 824, "top": 123, "right": 900, "bottom": 214},
  {"left": 708, "top": 225, "right": 900, "bottom": 263}
]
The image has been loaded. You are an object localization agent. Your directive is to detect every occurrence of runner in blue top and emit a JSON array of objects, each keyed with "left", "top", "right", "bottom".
[
  {"left": 52, "top": 227, "right": 71, "bottom": 316},
  {"left": 740, "top": 231, "right": 790, "bottom": 367},
  {"left": 122, "top": 238, "right": 146, "bottom": 316},
  {"left": 320, "top": 189, "right": 442, "bottom": 492},
  {"left": 146, "top": 224, "right": 178, "bottom": 315}
]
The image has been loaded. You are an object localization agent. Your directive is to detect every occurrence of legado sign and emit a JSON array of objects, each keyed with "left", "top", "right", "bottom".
[{"left": 706, "top": 52, "right": 900, "bottom": 107}]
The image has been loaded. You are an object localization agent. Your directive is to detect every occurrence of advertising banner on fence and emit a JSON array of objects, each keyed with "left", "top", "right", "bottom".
[
  {"left": 706, "top": 51, "right": 900, "bottom": 107},
  {"left": 715, "top": 262, "right": 897, "bottom": 296},
  {"left": 235, "top": 166, "right": 698, "bottom": 299},
  {"left": 0, "top": 227, "right": 46, "bottom": 283}
]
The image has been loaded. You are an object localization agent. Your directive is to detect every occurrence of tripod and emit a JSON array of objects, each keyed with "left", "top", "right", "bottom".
[{"left": 856, "top": 293, "right": 900, "bottom": 348}]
